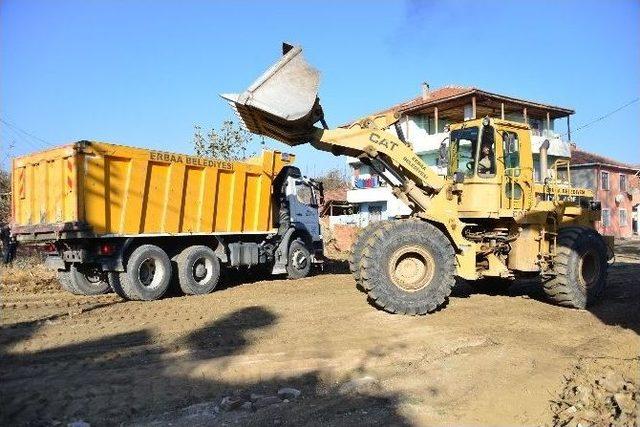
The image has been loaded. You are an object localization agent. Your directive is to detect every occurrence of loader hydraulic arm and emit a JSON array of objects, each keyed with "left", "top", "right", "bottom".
[{"left": 311, "top": 113, "right": 445, "bottom": 192}]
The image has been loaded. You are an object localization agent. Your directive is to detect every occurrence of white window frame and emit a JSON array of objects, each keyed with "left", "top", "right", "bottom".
[
  {"left": 601, "top": 208, "right": 611, "bottom": 227},
  {"left": 601, "top": 171, "right": 610, "bottom": 190},
  {"left": 620, "top": 173, "right": 628, "bottom": 192},
  {"left": 619, "top": 208, "right": 628, "bottom": 227}
]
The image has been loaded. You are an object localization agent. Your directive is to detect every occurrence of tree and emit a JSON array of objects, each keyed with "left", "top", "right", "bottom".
[
  {"left": 192, "top": 120, "right": 254, "bottom": 161},
  {"left": 0, "top": 169, "right": 10, "bottom": 226},
  {"left": 316, "top": 168, "right": 349, "bottom": 191}
]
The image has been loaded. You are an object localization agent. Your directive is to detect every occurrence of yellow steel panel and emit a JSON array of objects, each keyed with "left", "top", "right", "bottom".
[
  {"left": 215, "top": 170, "right": 234, "bottom": 232},
  {"left": 105, "top": 157, "right": 129, "bottom": 234},
  {"left": 244, "top": 173, "right": 260, "bottom": 231},
  {"left": 12, "top": 142, "right": 295, "bottom": 236},
  {"left": 162, "top": 162, "right": 186, "bottom": 233},
  {"left": 182, "top": 166, "right": 205, "bottom": 233},
  {"left": 230, "top": 171, "right": 246, "bottom": 231},
  {"left": 200, "top": 167, "right": 218, "bottom": 232},
  {"left": 84, "top": 155, "right": 107, "bottom": 234},
  {"left": 121, "top": 159, "right": 148, "bottom": 234}
]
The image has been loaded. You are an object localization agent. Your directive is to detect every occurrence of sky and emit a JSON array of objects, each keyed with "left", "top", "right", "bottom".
[{"left": 1, "top": 0, "right": 639, "bottom": 175}]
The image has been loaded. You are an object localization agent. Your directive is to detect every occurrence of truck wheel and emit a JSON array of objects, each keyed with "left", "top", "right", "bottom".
[
  {"left": 176, "top": 245, "right": 221, "bottom": 295},
  {"left": 57, "top": 270, "right": 79, "bottom": 294},
  {"left": 350, "top": 221, "right": 391, "bottom": 292},
  {"left": 115, "top": 244, "right": 172, "bottom": 301},
  {"left": 360, "top": 220, "right": 456, "bottom": 315},
  {"left": 543, "top": 227, "right": 608, "bottom": 309},
  {"left": 287, "top": 239, "right": 311, "bottom": 279},
  {"left": 57, "top": 264, "right": 110, "bottom": 295}
]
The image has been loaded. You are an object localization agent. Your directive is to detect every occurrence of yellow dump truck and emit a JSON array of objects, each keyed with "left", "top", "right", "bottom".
[{"left": 4, "top": 141, "right": 324, "bottom": 300}]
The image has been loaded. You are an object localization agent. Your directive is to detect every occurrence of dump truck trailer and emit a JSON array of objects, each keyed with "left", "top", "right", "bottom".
[{"left": 4, "top": 141, "right": 324, "bottom": 300}]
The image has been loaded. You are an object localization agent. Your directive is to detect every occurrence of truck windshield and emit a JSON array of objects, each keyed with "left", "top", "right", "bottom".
[
  {"left": 295, "top": 180, "right": 317, "bottom": 206},
  {"left": 448, "top": 127, "right": 478, "bottom": 177}
]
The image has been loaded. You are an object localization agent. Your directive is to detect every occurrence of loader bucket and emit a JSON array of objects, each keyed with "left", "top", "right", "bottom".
[{"left": 221, "top": 43, "right": 324, "bottom": 146}]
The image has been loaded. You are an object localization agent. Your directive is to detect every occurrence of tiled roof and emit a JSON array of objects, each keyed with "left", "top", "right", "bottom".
[
  {"left": 322, "top": 187, "right": 348, "bottom": 202},
  {"left": 570, "top": 146, "right": 639, "bottom": 170},
  {"left": 377, "top": 86, "right": 574, "bottom": 115}
]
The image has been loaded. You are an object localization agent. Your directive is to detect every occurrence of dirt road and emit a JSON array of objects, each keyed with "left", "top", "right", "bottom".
[{"left": 1, "top": 243, "right": 639, "bottom": 426}]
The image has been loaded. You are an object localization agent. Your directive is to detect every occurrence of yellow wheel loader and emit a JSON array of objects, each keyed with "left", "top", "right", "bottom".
[{"left": 222, "top": 43, "right": 613, "bottom": 315}]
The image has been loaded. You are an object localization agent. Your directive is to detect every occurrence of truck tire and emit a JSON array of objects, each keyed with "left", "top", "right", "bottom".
[
  {"left": 286, "top": 239, "right": 311, "bottom": 279},
  {"left": 350, "top": 220, "right": 391, "bottom": 291},
  {"left": 57, "top": 264, "right": 110, "bottom": 295},
  {"left": 360, "top": 220, "right": 456, "bottom": 315},
  {"left": 176, "top": 245, "right": 221, "bottom": 295},
  {"left": 114, "top": 244, "right": 172, "bottom": 301},
  {"left": 57, "top": 270, "right": 79, "bottom": 294},
  {"left": 543, "top": 226, "right": 608, "bottom": 309}
]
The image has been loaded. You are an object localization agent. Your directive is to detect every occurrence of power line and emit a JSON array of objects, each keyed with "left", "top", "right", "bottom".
[
  {"left": 0, "top": 117, "right": 53, "bottom": 147},
  {"left": 562, "top": 97, "right": 639, "bottom": 137},
  {"left": 0, "top": 125, "right": 41, "bottom": 151}
]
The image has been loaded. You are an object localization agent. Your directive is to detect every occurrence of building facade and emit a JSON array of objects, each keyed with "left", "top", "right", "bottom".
[
  {"left": 346, "top": 85, "right": 575, "bottom": 224},
  {"left": 570, "top": 148, "right": 640, "bottom": 238}
]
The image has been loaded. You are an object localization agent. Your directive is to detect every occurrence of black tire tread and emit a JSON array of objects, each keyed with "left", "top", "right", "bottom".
[
  {"left": 176, "top": 245, "right": 221, "bottom": 295},
  {"left": 360, "top": 220, "right": 456, "bottom": 315},
  {"left": 543, "top": 226, "right": 608, "bottom": 309},
  {"left": 117, "top": 244, "right": 172, "bottom": 301}
]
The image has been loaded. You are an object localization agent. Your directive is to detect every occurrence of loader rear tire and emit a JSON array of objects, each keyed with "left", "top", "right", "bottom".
[
  {"left": 543, "top": 227, "right": 608, "bottom": 309},
  {"left": 350, "top": 220, "right": 391, "bottom": 291},
  {"left": 114, "top": 244, "right": 172, "bottom": 301},
  {"left": 360, "top": 220, "right": 456, "bottom": 315},
  {"left": 177, "top": 245, "right": 221, "bottom": 295}
]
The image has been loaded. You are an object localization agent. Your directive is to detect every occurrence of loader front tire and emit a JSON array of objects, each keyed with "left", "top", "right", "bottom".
[
  {"left": 177, "top": 245, "right": 221, "bottom": 295},
  {"left": 360, "top": 220, "right": 456, "bottom": 315},
  {"left": 114, "top": 244, "right": 172, "bottom": 301},
  {"left": 543, "top": 227, "right": 608, "bottom": 309},
  {"left": 350, "top": 220, "right": 391, "bottom": 291}
]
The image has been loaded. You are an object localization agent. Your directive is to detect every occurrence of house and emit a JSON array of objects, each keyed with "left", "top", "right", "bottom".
[
  {"left": 569, "top": 147, "right": 640, "bottom": 238},
  {"left": 346, "top": 85, "right": 575, "bottom": 224}
]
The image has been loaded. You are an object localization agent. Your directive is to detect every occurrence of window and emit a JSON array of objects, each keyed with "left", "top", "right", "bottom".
[
  {"left": 601, "top": 209, "right": 611, "bottom": 227},
  {"left": 620, "top": 209, "right": 628, "bottom": 226},
  {"left": 368, "top": 205, "right": 383, "bottom": 222},
  {"left": 295, "top": 180, "right": 316, "bottom": 206},
  {"left": 601, "top": 171, "right": 610, "bottom": 190},
  {"left": 620, "top": 174, "right": 628, "bottom": 192},
  {"left": 449, "top": 126, "right": 478, "bottom": 177},
  {"left": 477, "top": 125, "right": 496, "bottom": 177},
  {"left": 502, "top": 131, "right": 520, "bottom": 175}
]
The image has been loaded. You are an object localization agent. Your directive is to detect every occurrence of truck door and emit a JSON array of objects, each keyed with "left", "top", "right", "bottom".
[{"left": 286, "top": 176, "right": 321, "bottom": 241}]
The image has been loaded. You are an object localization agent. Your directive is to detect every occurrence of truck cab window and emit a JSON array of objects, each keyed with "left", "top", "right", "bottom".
[{"left": 295, "top": 180, "right": 316, "bottom": 206}]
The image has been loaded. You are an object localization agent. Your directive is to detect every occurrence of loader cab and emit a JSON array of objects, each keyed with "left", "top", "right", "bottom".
[{"left": 447, "top": 118, "right": 534, "bottom": 217}]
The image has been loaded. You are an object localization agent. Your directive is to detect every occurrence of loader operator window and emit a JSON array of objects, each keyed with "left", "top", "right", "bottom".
[
  {"left": 502, "top": 131, "right": 520, "bottom": 177},
  {"left": 449, "top": 126, "right": 478, "bottom": 178},
  {"left": 477, "top": 125, "right": 496, "bottom": 177}
]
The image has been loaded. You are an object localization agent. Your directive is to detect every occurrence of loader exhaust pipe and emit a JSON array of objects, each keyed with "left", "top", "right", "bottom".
[
  {"left": 539, "top": 139, "right": 550, "bottom": 182},
  {"left": 221, "top": 43, "right": 325, "bottom": 146}
]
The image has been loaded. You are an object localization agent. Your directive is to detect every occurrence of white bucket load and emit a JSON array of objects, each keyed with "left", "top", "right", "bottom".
[{"left": 221, "top": 43, "right": 325, "bottom": 146}]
